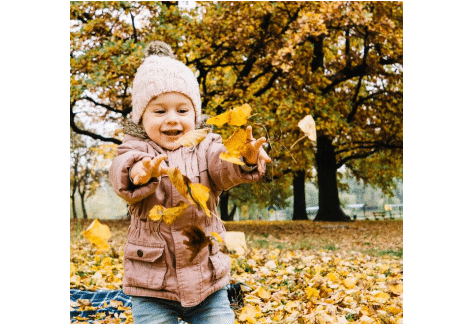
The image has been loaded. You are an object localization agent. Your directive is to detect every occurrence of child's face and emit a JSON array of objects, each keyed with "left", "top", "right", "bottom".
[{"left": 142, "top": 92, "right": 196, "bottom": 150}]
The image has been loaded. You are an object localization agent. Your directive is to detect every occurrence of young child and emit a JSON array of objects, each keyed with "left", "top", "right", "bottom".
[{"left": 109, "top": 41, "right": 271, "bottom": 324}]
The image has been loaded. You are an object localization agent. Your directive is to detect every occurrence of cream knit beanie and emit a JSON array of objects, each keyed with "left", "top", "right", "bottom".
[{"left": 131, "top": 41, "right": 201, "bottom": 124}]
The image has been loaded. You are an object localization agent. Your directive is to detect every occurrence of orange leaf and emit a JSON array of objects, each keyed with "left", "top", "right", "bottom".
[{"left": 82, "top": 219, "right": 111, "bottom": 251}]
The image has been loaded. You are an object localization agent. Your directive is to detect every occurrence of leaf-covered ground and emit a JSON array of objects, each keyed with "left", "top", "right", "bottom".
[{"left": 70, "top": 219, "right": 403, "bottom": 324}]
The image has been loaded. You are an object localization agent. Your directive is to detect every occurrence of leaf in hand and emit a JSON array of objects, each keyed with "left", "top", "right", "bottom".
[
  {"left": 82, "top": 219, "right": 111, "bottom": 252},
  {"left": 219, "top": 128, "right": 247, "bottom": 166},
  {"left": 206, "top": 104, "right": 252, "bottom": 127},
  {"left": 148, "top": 201, "right": 189, "bottom": 225},
  {"left": 298, "top": 115, "right": 317, "bottom": 141},
  {"left": 182, "top": 225, "right": 213, "bottom": 262},
  {"left": 176, "top": 128, "right": 211, "bottom": 147},
  {"left": 163, "top": 167, "right": 211, "bottom": 216}
]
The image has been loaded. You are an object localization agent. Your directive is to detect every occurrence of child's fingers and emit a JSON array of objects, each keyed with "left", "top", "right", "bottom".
[
  {"left": 259, "top": 148, "right": 271, "bottom": 163},
  {"left": 151, "top": 154, "right": 167, "bottom": 177},
  {"left": 142, "top": 157, "right": 151, "bottom": 169},
  {"left": 246, "top": 126, "right": 254, "bottom": 142},
  {"left": 252, "top": 137, "right": 266, "bottom": 152},
  {"left": 257, "top": 149, "right": 271, "bottom": 173}
]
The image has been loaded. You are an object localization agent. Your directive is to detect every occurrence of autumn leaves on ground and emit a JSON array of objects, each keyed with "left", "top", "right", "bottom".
[{"left": 70, "top": 219, "right": 403, "bottom": 324}]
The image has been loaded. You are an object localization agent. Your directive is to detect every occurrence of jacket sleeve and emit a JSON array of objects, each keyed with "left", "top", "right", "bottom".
[
  {"left": 204, "top": 135, "right": 266, "bottom": 192},
  {"left": 109, "top": 140, "right": 160, "bottom": 205}
]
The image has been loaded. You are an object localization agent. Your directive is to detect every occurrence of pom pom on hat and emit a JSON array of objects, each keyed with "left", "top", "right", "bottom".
[
  {"left": 132, "top": 41, "right": 201, "bottom": 124},
  {"left": 144, "top": 41, "right": 175, "bottom": 59}
]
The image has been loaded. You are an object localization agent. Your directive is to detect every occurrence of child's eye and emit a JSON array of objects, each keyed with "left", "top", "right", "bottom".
[
  {"left": 154, "top": 110, "right": 166, "bottom": 114},
  {"left": 178, "top": 108, "right": 189, "bottom": 114}
]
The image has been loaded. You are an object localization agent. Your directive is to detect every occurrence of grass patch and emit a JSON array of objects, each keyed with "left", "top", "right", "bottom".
[
  {"left": 323, "top": 244, "right": 337, "bottom": 251},
  {"left": 365, "top": 248, "right": 403, "bottom": 258}
]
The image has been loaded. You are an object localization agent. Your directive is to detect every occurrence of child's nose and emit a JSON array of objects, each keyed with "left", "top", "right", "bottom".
[{"left": 166, "top": 110, "right": 179, "bottom": 123}]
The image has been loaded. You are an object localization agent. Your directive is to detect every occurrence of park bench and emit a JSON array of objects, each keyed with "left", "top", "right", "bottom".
[{"left": 373, "top": 211, "right": 386, "bottom": 220}]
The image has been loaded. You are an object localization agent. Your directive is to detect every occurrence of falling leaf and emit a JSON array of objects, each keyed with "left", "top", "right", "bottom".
[
  {"left": 176, "top": 128, "right": 211, "bottom": 147},
  {"left": 210, "top": 231, "right": 223, "bottom": 242},
  {"left": 219, "top": 128, "right": 247, "bottom": 165},
  {"left": 82, "top": 219, "right": 111, "bottom": 251},
  {"left": 182, "top": 225, "right": 213, "bottom": 262},
  {"left": 148, "top": 201, "right": 189, "bottom": 225},
  {"left": 163, "top": 167, "right": 211, "bottom": 216},
  {"left": 298, "top": 115, "right": 317, "bottom": 141},
  {"left": 206, "top": 104, "right": 252, "bottom": 127},
  {"left": 188, "top": 183, "right": 211, "bottom": 217}
]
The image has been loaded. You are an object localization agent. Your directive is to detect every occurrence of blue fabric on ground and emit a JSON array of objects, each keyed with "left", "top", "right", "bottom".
[
  {"left": 70, "top": 289, "right": 132, "bottom": 322},
  {"left": 70, "top": 284, "right": 245, "bottom": 323}
]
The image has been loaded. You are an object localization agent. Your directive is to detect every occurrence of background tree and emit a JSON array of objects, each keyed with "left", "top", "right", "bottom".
[
  {"left": 70, "top": 1, "right": 402, "bottom": 222},
  {"left": 70, "top": 128, "right": 115, "bottom": 218}
]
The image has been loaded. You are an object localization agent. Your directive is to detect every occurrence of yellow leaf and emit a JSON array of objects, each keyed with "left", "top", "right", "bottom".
[
  {"left": 210, "top": 231, "right": 223, "bottom": 242},
  {"left": 255, "top": 286, "right": 271, "bottom": 300},
  {"left": 82, "top": 219, "right": 111, "bottom": 251},
  {"left": 343, "top": 277, "right": 357, "bottom": 289},
  {"left": 148, "top": 201, "right": 189, "bottom": 225},
  {"left": 176, "top": 128, "right": 211, "bottom": 147},
  {"left": 206, "top": 104, "right": 252, "bottom": 127},
  {"left": 228, "top": 103, "right": 252, "bottom": 126},
  {"left": 239, "top": 305, "right": 263, "bottom": 323},
  {"left": 188, "top": 183, "right": 211, "bottom": 217},
  {"left": 306, "top": 286, "right": 319, "bottom": 300},
  {"left": 219, "top": 152, "right": 245, "bottom": 166},
  {"left": 206, "top": 111, "right": 230, "bottom": 127},
  {"left": 298, "top": 115, "right": 317, "bottom": 141},
  {"left": 388, "top": 283, "right": 403, "bottom": 295},
  {"left": 219, "top": 128, "right": 247, "bottom": 165},
  {"left": 326, "top": 272, "right": 338, "bottom": 282}
]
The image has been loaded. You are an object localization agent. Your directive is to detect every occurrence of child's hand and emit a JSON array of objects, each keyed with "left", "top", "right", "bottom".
[
  {"left": 130, "top": 154, "right": 167, "bottom": 185},
  {"left": 241, "top": 126, "right": 271, "bottom": 173}
]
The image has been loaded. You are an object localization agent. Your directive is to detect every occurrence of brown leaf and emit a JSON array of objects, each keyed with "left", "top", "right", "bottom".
[{"left": 182, "top": 225, "right": 213, "bottom": 262}]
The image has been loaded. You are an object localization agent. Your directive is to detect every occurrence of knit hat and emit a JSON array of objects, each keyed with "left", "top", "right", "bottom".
[{"left": 131, "top": 41, "right": 201, "bottom": 124}]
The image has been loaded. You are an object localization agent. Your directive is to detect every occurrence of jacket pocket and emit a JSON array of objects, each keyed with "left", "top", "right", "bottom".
[
  {"left": 123, "top": 242, "right": 167, "bottom": 290},
  {"left": 208, "top": 243, "right": 230, "bottom": 281}
]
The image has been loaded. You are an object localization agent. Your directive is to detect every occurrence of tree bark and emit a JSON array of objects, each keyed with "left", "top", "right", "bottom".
[
  {"left": 219, "top": 190, "right": 231, "bottom": 221},
  {"left": 71, "top": 196, "right": 78, "bottom": 219},
  {"left": 79, "top": 192, "right": 88, "bottom": 219},
  {"left": 314, "top": 135, "right": 351, "bottom": 221},
  {"left": 292, "top": 170, "right": 309, "bottom": 220}
]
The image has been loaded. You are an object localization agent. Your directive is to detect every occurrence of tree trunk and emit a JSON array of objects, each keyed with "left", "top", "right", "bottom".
[
  {"left": 292, "top": 170, "right": 309, "bottom": 220},
  {"left": 314, "top": 135, "right": 351, "bottom": 221},
  {"left": 219, "top": 190, "right": 231, "bottom": 221},
  {"left": 79, "top": 192, "right": 88, "bottom": 219},
  {"left": 228, "top": 204, "right": 237, "bottom": 221},
  {"left": 71, "top": 196, "right": 78, "bottom": 219}
]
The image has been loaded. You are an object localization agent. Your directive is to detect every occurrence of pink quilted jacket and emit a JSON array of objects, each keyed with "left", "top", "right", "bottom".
[{"left": 109, "top": 132, "right": 265, "bottom": 307}]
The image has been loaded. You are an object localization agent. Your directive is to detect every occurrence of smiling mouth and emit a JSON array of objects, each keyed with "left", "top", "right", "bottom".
[{"left": 162, "top": 130, "right": 183, "bottom": 137}]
